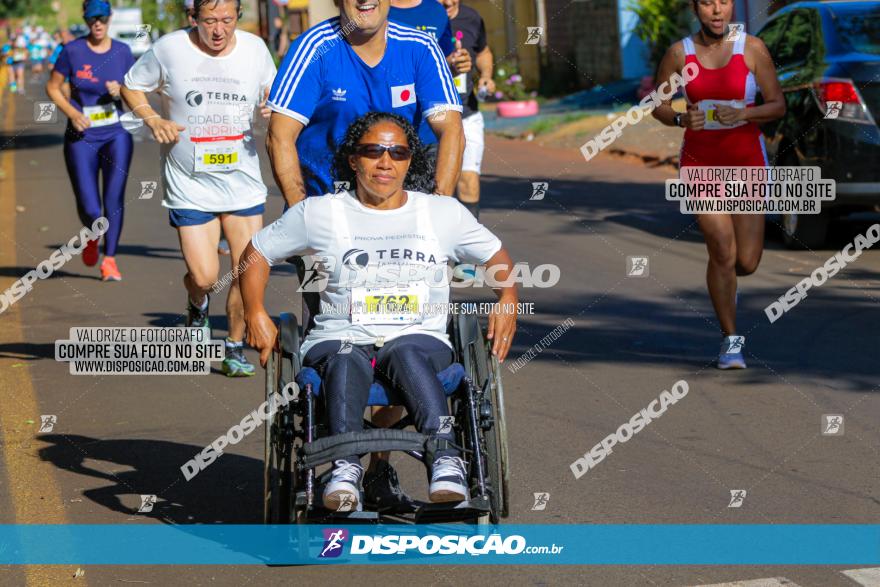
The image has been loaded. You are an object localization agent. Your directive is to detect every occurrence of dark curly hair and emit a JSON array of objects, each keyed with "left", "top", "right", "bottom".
[{"left": 332, "top": 112, "right": 434, "bottom": 194}]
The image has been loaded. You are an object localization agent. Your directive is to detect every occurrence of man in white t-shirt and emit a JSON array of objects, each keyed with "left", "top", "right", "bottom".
[{"left": 121, "top": 0, "right": 277, "bottom": 377}]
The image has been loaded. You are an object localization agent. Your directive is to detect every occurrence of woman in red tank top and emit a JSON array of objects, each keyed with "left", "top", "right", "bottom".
[{"left": 651, "top": 0, "right": 785, "bottom": 369}]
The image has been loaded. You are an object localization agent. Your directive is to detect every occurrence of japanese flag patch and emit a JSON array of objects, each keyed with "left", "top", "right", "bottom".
[{"left": 391, "top": 84, "right": 416, "bottom": 108}]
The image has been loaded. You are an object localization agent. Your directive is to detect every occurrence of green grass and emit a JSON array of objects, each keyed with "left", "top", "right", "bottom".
[{"left": 527, "top": 112, "right": 592, "bottom": 136}]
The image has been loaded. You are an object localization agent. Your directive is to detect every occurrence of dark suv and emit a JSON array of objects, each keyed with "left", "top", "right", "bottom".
[{"left": 757, "top": 1, "right": 880, "bottom": 248}]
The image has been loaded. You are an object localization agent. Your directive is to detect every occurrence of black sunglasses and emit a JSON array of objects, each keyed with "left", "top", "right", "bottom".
[
  {"left": 354, "top": 143, "right": 412, "bottom": 161},
  {"left": 86, "top": 15, "right": 110, "bottom": 25}
]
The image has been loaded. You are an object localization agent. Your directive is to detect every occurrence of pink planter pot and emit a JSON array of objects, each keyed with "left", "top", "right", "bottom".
[{"left": 496, "top": 100, "right": 540, "bottom": 118}]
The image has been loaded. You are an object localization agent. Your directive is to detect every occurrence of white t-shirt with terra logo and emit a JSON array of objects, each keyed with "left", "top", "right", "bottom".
[
  {"left": 252, "top": 191, "right": 502, "bottom": 358},
  {"left": 124, "top": 29, "right": 277, "bottom": 212}
]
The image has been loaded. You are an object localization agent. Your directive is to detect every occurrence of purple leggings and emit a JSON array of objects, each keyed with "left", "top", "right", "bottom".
[{"left": 63, "top": 131, "right": 133, "bottom": 257}]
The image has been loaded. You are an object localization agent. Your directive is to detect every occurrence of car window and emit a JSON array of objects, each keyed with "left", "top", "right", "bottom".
[
  {"left": 834, "top": 8, "right": 880, "bottom": 55},
  {"left": 757, "top": 15, "right": 788, "bottom": 56},
  {"left": 775, "top": 9, "right": 814, "bottom": 67}
]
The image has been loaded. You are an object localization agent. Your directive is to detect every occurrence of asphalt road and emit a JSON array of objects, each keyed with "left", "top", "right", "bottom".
[{"left": 0, "top": 73, "right": 878, "bottom": 587}]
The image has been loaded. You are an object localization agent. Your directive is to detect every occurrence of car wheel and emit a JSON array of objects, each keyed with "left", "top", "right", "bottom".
[
  {"left": 781, "top": 211, "right": 829, "bottom": 249},
  {"left": 775, "top": 149, "right": 829, "bottom": 249}
]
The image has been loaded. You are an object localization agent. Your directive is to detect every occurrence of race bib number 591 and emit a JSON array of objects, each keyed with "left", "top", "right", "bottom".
[{"left": 193, "top": 140, "right": 243, "bottom": 172}]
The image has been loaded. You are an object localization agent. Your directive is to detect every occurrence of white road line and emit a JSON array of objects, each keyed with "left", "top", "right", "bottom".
[
  {"left": 842, "top": 568, "right": 880, "bottom": 586},
  {"left": 689, "top": 578, "right": 801, "bottom": 587}
]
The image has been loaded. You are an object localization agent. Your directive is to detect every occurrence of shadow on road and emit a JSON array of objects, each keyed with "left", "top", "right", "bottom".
[
  {"left": 41, "top": 243, "right": 185, "bottom": 262},
  {"left": 0, "top": 342, "right": 55, "bottom": 361},
  {"left": 143, "top": 312, "right": 229, "bottom": 331},
  {"left": 38, "top": 434, "right": 262, "bottom": 524},
  {"left": 479, "top": 175, "right": 700, "bottom": 244},
  {"left": 479, "top": 174, "right": 880, "bottom": 252},
  {"left": 0, "top": 266, "right": 99, "bottom": 281},
  {"left": 509, "top": 285, "right": 880, "bottom": 394},
  {"left": 0, "top": 132, "right": 65, "bottom": 150}
]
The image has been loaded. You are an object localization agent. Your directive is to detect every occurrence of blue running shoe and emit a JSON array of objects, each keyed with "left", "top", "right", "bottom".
[
  {"left": 451, "top": 263, "right": 477, "bottom": 283},
  {"left": 717, "top": 335, "right": 746, "bottom": 369},
  {"left": 222, "top": 339, "right": 255, "bottom": 377}
]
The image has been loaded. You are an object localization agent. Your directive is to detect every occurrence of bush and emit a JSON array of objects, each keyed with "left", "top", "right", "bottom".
[{"left": 630, "top": 0, "right": 693, "bottom": 72}]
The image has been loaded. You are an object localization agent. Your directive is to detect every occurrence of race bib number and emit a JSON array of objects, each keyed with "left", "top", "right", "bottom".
[
  {"left": 453, "top": 72, "right": 468, "bottom": 94},
  {"left": 350, "top": 283, "right": 428, "bottom": 325},
  {"left": 193, "top": 140, "right": 242, "bottom": 172},
  {"left": 698, "top": 99, "right": 747, "bottom": 130},
  {"left": 83, "top": 104, "right": 119, "bottom": 128}
]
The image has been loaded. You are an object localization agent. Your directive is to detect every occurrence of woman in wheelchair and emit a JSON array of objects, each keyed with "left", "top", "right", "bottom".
[{"left": 240, "top": 112, "right": 517, "bottom": 510}]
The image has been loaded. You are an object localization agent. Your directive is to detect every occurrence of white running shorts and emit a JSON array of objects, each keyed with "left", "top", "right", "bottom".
[{"left": 461, "top": 111, "right": 485, "bottom": 174}]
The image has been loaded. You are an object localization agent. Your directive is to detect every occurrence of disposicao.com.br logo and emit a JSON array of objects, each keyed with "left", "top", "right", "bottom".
[
  {"left": 320, "top": 528, "right": 349, "bottom": 558},
  {"left": 317, "top": 531, "right": 564, "bottom": 558}
]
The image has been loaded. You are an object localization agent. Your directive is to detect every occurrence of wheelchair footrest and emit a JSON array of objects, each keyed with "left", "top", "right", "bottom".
[
  {"left": 301, "top": 429, "right": 428, "bottom": 470},
  {"left": 303, "top": 509, "right": 380, "bottom": 524},
  {"left": 413, "top": 497, "right": 491, "bottom": 524}
]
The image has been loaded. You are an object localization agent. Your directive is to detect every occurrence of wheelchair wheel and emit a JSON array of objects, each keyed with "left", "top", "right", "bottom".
[
  {"left": 263, "top": 313, "right": 301, "bottom": 524},
  {"left": 456, "top": 313, "right": 510, "bottom": 524},
  {"left": 485, "top": 353, "right": 510, "bottom": 521}
]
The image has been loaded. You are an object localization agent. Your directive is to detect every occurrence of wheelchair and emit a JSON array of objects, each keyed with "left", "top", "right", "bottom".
[{"left": 263, "top": 282, "right": 510, "bottom": 525}]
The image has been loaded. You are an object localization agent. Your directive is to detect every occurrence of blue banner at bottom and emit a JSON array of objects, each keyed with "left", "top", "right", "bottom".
[{"left": 0, "top": 524, "right": 878, "bottom": 565}]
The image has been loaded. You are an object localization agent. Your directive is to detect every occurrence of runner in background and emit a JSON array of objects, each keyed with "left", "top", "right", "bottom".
[
  {"left": 440, "top": 0, "right": 493, "bottom": 219},
  {"left": 2, "top": 37, "right": 13, "bottom": 92},
  {"left": 184, "top": 0, "right": 196, "bottom": 24},
  {"left": 46, "top": 0, "right": 135, "bottom": 281},
  {"left": 10, "top": 31, "right": 28, "bottom": 94},
  {"left": 28, "top": 27, "right": 44, "bottom": 77},
  {"left": 651, "top": 0, "right": 784, "bottom": 369},
  {"left": 122, "top": 0, "right": 276, "bottom": 377},
  {"left": 389, "top": 0, "right": 471, "bottom": 160},
  {"left": 390, "top": 0, "right": 453, "bottom": 52},
  {"left": 177, "top": 0, "right": 229, "bottom": 259},
  {"left": 48, "top": 30, "right": 68, "bottom": 72},
  {"left": 180, "top": 0, "right": 230, "bottom": 254},
  {"left": 271, "top": 16, "right": 285, "bottom": 58}
]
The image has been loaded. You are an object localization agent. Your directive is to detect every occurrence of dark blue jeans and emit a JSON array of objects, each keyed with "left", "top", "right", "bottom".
[{"left": 303, "top": 333, "right": 455, "bottom": 464}]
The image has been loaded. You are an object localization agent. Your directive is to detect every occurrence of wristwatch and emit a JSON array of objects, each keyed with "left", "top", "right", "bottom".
[{"left": 673, "top": 113, "right": 684, "bottom": 128}]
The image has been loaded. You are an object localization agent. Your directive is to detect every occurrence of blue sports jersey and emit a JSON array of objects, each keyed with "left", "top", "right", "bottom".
[
  {"left": 388, "top": 1, "right": 454, "bottom": 56},
  {"left": 268, "top": 17, "right": 461, "bottom": 198}
]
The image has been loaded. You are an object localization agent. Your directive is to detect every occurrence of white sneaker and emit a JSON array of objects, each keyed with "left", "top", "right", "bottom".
[
  {"left": 323, "top": 460, "right": 363, "bottom": 511},
  {"left": 429, "top": 456, "right": 469, "bottom": 503}
]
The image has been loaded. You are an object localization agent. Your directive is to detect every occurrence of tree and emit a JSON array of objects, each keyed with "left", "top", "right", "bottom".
[
  {"left": 0, "top": 0, "right": 53, "bottom": 19},
  {"left": 630, "top": 0, "right": 693, "bottom": 73}
]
